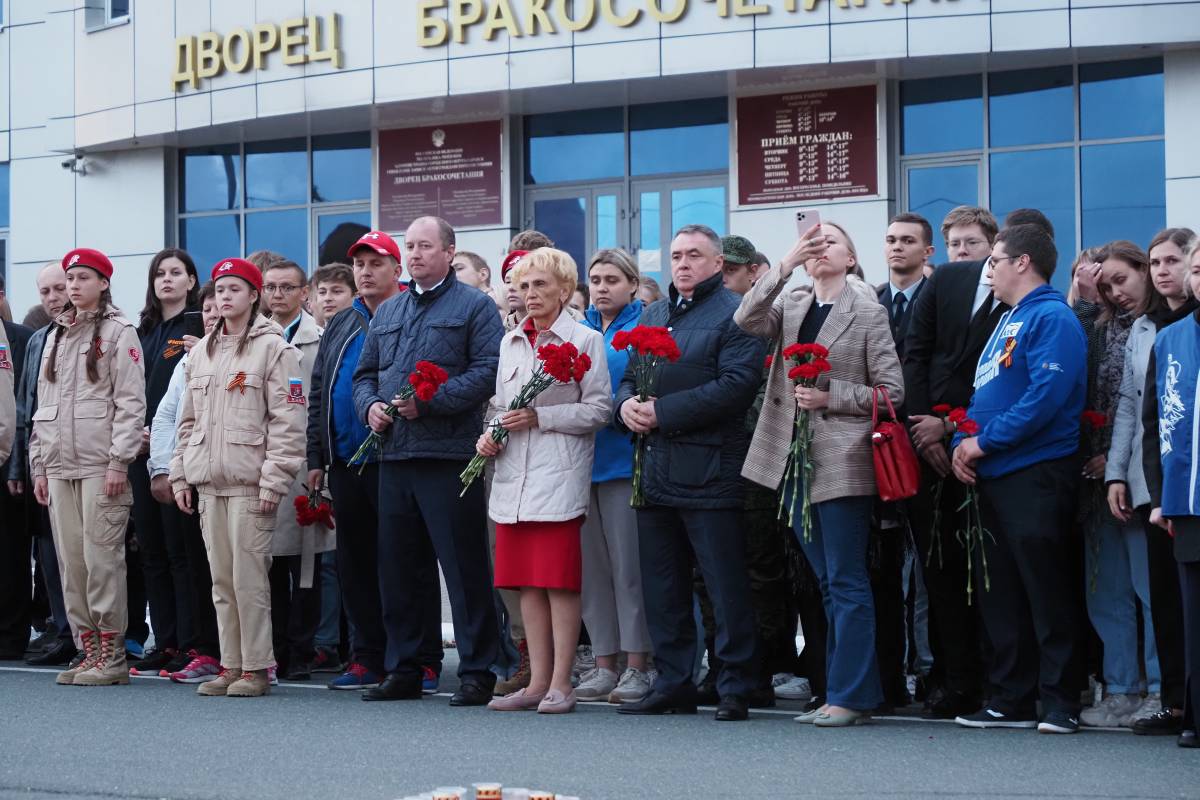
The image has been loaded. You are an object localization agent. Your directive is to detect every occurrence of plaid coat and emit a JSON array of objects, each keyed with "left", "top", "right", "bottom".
[{"left": 735, "top": 268, "right": 903, "bottom": 505}]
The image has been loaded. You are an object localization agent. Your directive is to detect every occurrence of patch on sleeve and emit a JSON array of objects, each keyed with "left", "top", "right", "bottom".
[
  {"left": 0, "top": 345, "right": 10, "bottom": 370},
  {"left": 129, "top": 348, "right": 141, "bottom": 363},
  {"left": 1041, "top": 362, "right": 1063, "bottom": 372},
  {"left": 287, "top": 378, "right": 306, "bottom": 405}
]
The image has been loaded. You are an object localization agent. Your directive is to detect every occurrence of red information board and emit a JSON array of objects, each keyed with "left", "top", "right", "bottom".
[
  {"left": 736, "top": 85, "right": 878, "bottom": 206},
  {"left": 378, "top": 120, "right": 504, "bottom": 231}
]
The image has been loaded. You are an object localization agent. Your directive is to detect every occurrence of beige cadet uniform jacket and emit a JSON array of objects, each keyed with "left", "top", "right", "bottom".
[
  {"left": 29, "top": 308, "right": 146, "bottom": 480},
  {"left": 169, "top": 315, "right": 306, "bottom": 506},
  {"left": 0, "top": 323, "right": 14, "bottom": 465}
]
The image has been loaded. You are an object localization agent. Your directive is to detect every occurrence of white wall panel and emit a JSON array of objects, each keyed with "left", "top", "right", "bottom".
[
  {"left": 0, "top": 132, "right": 9, "bottom": 162},
  {"left": 9, "top": 126, "right": 49, "bottom": 159},
  {"left": 753, "top": 25, "right": 830, "bottom": 68},
  {"left": 9, "top": 22, "right": 57, "bottom": 130},
  {"left": 1166, "top": 177, "right": 1200, "bottom": 229},
  {"left": 908, "top": 13, "right": 990, "bottom": 58},
  {"left": 75, "top": 148, "right": 166, "bottom": 259},
  {"left": 255, "top": 75, "right": 304, "bottom": 117},
  {"left": 75, "top": 21, "right": 136, "bottom": 117},
  {"left": 135, "top": 98, "right": 176, "bottom": 137},
  {"left": 509, "top": 47, "right": 573, "bottom": 90},
  {"left": 0, "top": 32, "right": 10, "bottom": 132},
  {"left": 9, "top": 156, "right": 74, "bottom": 265},
  {"left": 990, "top": 9, "right": 1069, "bottom": 50},
  {"left": 831, "top": 20, "right": 906, "bottom": 62},
  {"left": 107, "top": 254, "right": 163, "bottom": 320},
  {"left": 206, "top": 0, "right": 257, "bottom": 91},
  {"left": 172, "top": 0, "right": 210, "bottom": 98},
  {"left": 174, "top": 91, "right": 211, "bottom": 130},
  {"left": 574, "top": 39, "right": 659, "bottom": 83},
  {"left": 448, "top": 53, "right": 509, "bottom": 95},
  {"left": 374, "top": 0, "right": 447, "bottom": 66},
  {"left": 134, "top": 0, "right": 177, "bottom": 105},
  {"left": 374, "top": 60, "right": 448, "bottom": 103},
  {"left": 661, "top": 31, "right": 753, "bottom": 76},
  {"left": 1071, "top": 4, "right": 1200, "bottom": 47},
  {"left": 74, "top": 106, "right": 134, "bottom": 148},
  {"left": 210, "top": 84, "right": 256, "bottom": 125},
  {"left": 304, "top": 70, "right": 373, "bottom": 111}
]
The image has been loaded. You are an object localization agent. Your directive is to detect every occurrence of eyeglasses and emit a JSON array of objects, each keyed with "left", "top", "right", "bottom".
[
  {"left": 990, "top": 255, "right": 1021, "bottom": 266},
  {"left": 948, "top": 239, "right": 988, "bottom": 250},
  {"left": 262, "top": 284, "right": 301, "bottom": 295}
]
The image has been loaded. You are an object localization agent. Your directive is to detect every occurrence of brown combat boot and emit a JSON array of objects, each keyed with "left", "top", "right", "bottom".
[
  {"left": 56, "top": 631, "right": 99, "bottom": 685},
  {"left": 494, "top": 639, "right": 530, "bottom": 695},
  {"left": 73, "top": 632, "right": 130, "bottom": 686},
  {"left": 197, "top": 667, "right": 240, "bottom": 696},
  {"left": 226, "top": 669, "right": 271, "bottom": 697}
]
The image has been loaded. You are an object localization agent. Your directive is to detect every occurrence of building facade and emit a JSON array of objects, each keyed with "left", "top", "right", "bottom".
[{"left": 0, "top": 0, "right": 1197, "bottom": 316}]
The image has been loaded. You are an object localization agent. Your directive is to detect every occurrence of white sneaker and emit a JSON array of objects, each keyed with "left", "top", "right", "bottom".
[
  {"left": 575, "top": 667, "right": 618, "bottom": 700},
  {"left": 1127, "top": 692, "right": 1162, "bottom": 726},
  {"left": 1080, "top": 693, "right": 1140, "bottom": 727},
  {"left": 774, "top": 675, "right": 813, "bottom": 701},
  {"left": 608, "top": 668, "right": 653, "bottom": 704},
  {"left": 570, "top": 645, "right": 595, "bottom": 685}
]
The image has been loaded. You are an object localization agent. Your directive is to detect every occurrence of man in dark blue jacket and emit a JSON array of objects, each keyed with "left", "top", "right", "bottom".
[
  {"left": 615, "top": 224, "right": 767, "bottom": 721},
  {"left": 951, "top": 224, "right": 1087, "bottom": 734},
  {"left": 353, "top": 216, "right": 504, "bottom": 705}
]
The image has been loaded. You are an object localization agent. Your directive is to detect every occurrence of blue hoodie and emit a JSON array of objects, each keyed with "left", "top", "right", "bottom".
[
  {"left": 584, "top": 299, "right": 643, "bottom": 483},
  {"left": 956, "top": 284, "right": 1086, "bottom": 479},
  {"left": 331, "top": 298, "right": 372, "bottom": 462}
]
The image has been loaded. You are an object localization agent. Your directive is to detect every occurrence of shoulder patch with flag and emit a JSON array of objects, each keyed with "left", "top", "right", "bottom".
[
  {"left": 287, "top": 377, "right": 305, "bottom": 405},
  {"left": 0, "top": 345, "right": 10, "bottom": 370}
]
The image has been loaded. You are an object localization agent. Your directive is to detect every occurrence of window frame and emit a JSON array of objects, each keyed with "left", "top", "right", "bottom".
[{"left": 85, "top": 0, "right": 131, "bottom": 32}]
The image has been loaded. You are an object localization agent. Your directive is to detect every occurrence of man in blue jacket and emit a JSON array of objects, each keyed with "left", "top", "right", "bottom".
[
  {"left": 614, "top": 224, "right": 767, "bottom": 721},
  {"left": 353, "top": 216, "right": 504, "bottom": 705},
  {"left": 951, "top": 224, "right": 1087, "bottom": 734}
]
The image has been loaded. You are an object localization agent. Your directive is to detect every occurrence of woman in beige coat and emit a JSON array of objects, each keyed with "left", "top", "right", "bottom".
[
  {"left": 479, "top": 248, "right": 612, "bottom": 715},
  {"left": 30, "top": 248, "right": 147, "bottom": 687},
  {"left": 736, "top": 223, "right": 904, "bottom": 728},
  {"left": 170, "top": 258, "right": 306, "bottom": 698}
]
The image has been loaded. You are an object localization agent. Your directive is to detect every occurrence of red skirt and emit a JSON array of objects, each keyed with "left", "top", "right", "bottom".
[{"left": 493, "top": 517, "right": 583, "bottom": 591}]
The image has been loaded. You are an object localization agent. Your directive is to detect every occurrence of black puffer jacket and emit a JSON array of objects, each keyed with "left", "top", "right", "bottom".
[
  {"left": 352, "top": 271, "right": 503, "bottom": 462},
  {"left": 614, "top": 273, "right": 767, "bottom": 510}
]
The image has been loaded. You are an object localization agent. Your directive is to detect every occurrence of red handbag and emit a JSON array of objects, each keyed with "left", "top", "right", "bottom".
[{"left": 871, "top": 386, "right": 920, "bottom": 502}]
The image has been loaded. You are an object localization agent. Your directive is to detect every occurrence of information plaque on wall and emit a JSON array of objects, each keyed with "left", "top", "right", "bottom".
[
  {"left": 378, "top": 120, "right": 503, "bottom": 231},
  {"left": 736, "top": 85, "right": 878, "bottom": 206}
]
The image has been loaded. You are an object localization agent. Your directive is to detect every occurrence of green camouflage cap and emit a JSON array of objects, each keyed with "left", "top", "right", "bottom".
[{"left": 721, "top": 235, "right": 756, "bottom": 265}]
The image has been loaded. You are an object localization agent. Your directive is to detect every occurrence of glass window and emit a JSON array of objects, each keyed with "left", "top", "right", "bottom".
[
  {"left": 312, "top": 133, "right": 371, "bottom": 203},
  {"left": 597, "top": 194, "right": 618, "bottom": 251},
  {"left": 901, "top": 75, "right": 984, "bottom": 155},
  {"left": 1080, "top": 59, "right": 1163, "bottom": 140},
  {"left": 630, "top": 98, "right": 728, "bottom": 176},
  {"left": 317, "top": 210, "right": 372, "bottom": 265},
  {"left": 1082, "top": 141, "right": 1165, "bottom": 252},
  {"left": 0, "top": 163, "right": 9, "bottom": 229},
  {"left": 990, "top": 148, "right": 1076, "bottom": 290},
  {"left": 532, "top": 196, "right": 588, "bottom": 275},
  {"left": 989, "top": 67, "right": 1074, "bottom": 147},
  {"left": 671, "top": 186, "right": 726, "bottom": 237},
  {"left": 525, "top": 108, "right": 624, "bottom": 185},
  {"left": 0, "top": 239, "right": 7, "bottom": 291},
  {"left": 245, "top": 139, "right": 307, "bottom": 208},
  {"left": 907, "top": 164, "right": 979, "bottom": 265},
  {"left": 109, "top": 0, "right": 129, "bottom": 20},
  {"left": 181, "top": 215, "right": 241, "bottom": 275},
  {"left": 246, "top": 209, "right": 308, "bottom": 268},
  {"left": 180, "top": 145, "right": 242, "bottom": 213}
]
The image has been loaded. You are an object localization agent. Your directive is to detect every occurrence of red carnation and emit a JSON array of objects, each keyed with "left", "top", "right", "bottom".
[
  {"left": 1081, "top": 410, "right": 1108, "bottom": 430},
  {"left": 782, "top": 343, "right": 808, "bottom": 359},
  {"left": 572, "top": 353, "right": 592, "bottom": 383},
  {"left": 948, "top": 407, "right": 968, "bottom": 425},
  {"left": 957, "top": 419, "right": 980, "bottom": 436},
  {"left": 932, "top": 403, "right": 953, "bottom": 415},
  {"left": 789, "top": 363, "right": 820, "bottom": 382},
  {"left": 764, "top": 355, "right": 774, "bottom": 370},
  {"left": 807, "top": 344, "right": 829, "bottom": 359},
  {"left": 811, "top": 357, "right": 832, "bottom": 374}
]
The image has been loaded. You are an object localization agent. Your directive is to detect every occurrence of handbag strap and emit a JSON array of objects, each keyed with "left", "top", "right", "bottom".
[{"left": 872, "top": 385, "right": 899, "bottom": 425}]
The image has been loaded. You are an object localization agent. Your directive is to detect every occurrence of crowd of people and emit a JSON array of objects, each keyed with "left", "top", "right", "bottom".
[{"left": 0, "top": 204, "right": 1196, "bottom": 746}]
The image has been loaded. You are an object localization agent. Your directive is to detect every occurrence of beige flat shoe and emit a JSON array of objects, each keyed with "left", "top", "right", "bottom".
[
  {"left": 488, "top": 688, "right": 546, "bottom": 711},
  {"left": 794, "top": 704, "right": 830, "bottom": 724},
  {"left": 537, "top": 688, "right": 577, "bottom": 714},
  {"left": 814, "top": 707, "right": 871, "bottom": 727}
]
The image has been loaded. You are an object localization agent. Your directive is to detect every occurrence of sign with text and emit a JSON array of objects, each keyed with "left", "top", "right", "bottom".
[
  {"left": 378, "top": 121, "right": 504, "bottom": 231},
  {"left": 736, "top": 85, "right": 878, "bottom": 206}
]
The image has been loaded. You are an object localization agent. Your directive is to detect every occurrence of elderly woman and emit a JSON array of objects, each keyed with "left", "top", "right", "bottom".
[
  {"left": 480, "top": 248, "right": 612, "bottom": 715},
  {"left": 735, "top": 223, "right": 904, "bottom": 728}
]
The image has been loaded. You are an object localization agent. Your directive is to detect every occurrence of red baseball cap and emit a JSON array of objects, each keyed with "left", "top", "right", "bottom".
[
  {"left": 501, "top": 250, "right": 529, "bottom": 282},
  {"left": 62, "top": 248, "right": 114, "bottom": 279},
  {"left": 348, "top": 231, "right": 402, "bottom": 263},
  {"left": 211, "top": 257, "right": 264, "bottom": 292}
]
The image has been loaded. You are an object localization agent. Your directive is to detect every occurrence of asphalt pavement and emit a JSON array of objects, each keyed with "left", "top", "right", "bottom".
[{"left": 0, "top": 658, "right": 1196, "bottom": 800}]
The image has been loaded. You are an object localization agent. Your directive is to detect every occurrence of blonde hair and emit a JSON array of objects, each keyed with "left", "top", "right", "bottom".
[{"left": 509, "top": 247, "right": 578, "bottom": 298}]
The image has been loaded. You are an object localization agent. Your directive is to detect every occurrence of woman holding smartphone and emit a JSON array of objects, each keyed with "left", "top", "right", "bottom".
[
  {"left": 169, "top": 258, "right": 307, "bottom": 698},
  {"left": 30, "top": 248, "right": 147, "bottom": 686},
  {"left": 129, "top": 248, "right": 201, "bottom": 677}
]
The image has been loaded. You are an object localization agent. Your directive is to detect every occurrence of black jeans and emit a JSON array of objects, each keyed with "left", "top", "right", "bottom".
[
  {"left": 0, "top": 485, "right": 32, "bottom": 654},
  {"left": 129, "top": 456, "right": 192, "bottom": 651},
  {"left": 1180, "top": 558, "right": 1200, "bottom": 736},
  {"left": 376, "top": 459, "right": 496, "bottom": 684},
  {"left": 328, "top": 462, "right": 442, "bottom": 675},
  {"left": 976, "top": 455, "right": 1085, "bottom": 717},
  {"left": 638, "top": 505, "right": 758, "bottom": 699},
  {"left": 1143, "top": 510, "right": 1186, "bottom": 711},
  {"left": 164, "top": 497, "right": 219, "bottom": 657},
  {"left": 870, "top": 523, "right": 908, "bottom": 706},
  {"left": 269, "top": 555, "right": 322, "bottom": 672}
]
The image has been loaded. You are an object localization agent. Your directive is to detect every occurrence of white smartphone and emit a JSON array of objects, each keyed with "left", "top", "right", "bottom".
[{"left": 795, "top": 209, "right": 822, "bottom": 237}]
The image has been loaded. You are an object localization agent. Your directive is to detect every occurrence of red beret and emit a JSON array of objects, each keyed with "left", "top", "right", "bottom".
[
  {"left": 211, "top": 257, "right": 263, "bottom": 292},
  {"left": 62, "top": 248, "right": 114, "bottom": 279},
  {"left": 348, "top": 231, "right": 402, "bottom": 264},
  {"left": 501, "top": 250, "right": 529, "bottom": 282}
]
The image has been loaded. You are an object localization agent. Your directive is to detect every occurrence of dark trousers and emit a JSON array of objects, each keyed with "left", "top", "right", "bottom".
[
  {"left": 269, "top": 554, "right": 322, "bottom": 671},
  {"left": 125, "top": 523, "right": 150, "bottom": 644},
  {"left": 870, "top": 524, "right": 908, "bottom": 706},
  {"left": 1143, "top": 511, "right": 1186, "bottom": 710},
  {"left": 976, "top": 456, "right": 1085, "bottom": 716},
  {"left": 129, "top": 456, "right": 192, "bottom": 651},
  {"left": 1180, "top": 559, "right": 1200, "bottom": 736},
  {"left": 0, "top": 486, "right": 32, "bottom": 654},
  {"left": 328, "top": 461, "right": 442, "bottom": 675},
  {"left": 638, "top": 505, "right": 758, "bottom": 698},
  {"left": 909, "top": 467, "right": 983, "bottom": 700},
  {"left": 376, "top": 459, "right": 497, "bottom": 683},
  {"left": 164, "top": 497, "right": 218, "bottom": 656}
]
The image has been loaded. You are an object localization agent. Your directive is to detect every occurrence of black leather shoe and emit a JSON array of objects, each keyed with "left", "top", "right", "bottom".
[
  {"left": 618, "top": 688, "right": 698, "bottom": 715},
  {"left": 361, "top": 673, "right": 422, "bottom": 701},
  {"left": 26, "top": 640, "right": 77, "bottom": 667},
  {"left": 449, "top": 680, "right": 494, "bottom": 706},
  {"left": 25, "top": 630, "right": 57, "bottom": 654},
  {"left": 747, "top": 686, "right": 776, "bottom": 709},
  {"left": 716, "top": 694, "right": 749, "bottom": 721},
  {"left": 1178, "top": 729, "right": 1198, "bottom": 749},
  {"left": 1131, "top": 709, "right": 1184, "bottom": 736},
  {"left": 695, "top": 676, "right": 719, "bottom": 706},
  {"left": 924, "top": 690, "right": 979, "bottom": 720}
]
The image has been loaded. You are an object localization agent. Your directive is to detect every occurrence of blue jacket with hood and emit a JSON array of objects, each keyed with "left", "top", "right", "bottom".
[
  {"left": 583, "top": 299, "right": 643, "bottom": 483},
  {"left": 956, "top": 283, "right": 1086, "bottom": 479}
]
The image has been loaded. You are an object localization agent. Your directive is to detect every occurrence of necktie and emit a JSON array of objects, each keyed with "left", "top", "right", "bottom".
[
  {"left": 891, "top": 291, "right": 907, "bottom": 335},
  {"left": 970, "top": 291, "right": 994, "bottom": 330}
]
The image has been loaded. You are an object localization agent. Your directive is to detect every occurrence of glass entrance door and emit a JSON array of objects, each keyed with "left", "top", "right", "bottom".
[
  {"left": 631, "top": 178, "right": 727, "bottom": 277},
  {"left": 525, "top": 184, "right": 623, "bottom": 283},
  {"left": 313, "top": 205, "right": 371, "bottom": 270}
]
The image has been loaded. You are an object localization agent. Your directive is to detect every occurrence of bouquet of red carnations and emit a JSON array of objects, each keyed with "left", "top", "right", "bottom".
[
  {"left": 611, "top": 325, "right": 682, "bottom": 508},
  {"left": 458, "top": 342, "right": 592, "bottom": 496},
  {"left": 779, "top": 343, "right": 832, "bottom": 541},
  {"left": 294, "top": 489, "right": 335, "bottom": 530},
  {"left": 347, "top": 360, "right": 449, "bottom": 474}
]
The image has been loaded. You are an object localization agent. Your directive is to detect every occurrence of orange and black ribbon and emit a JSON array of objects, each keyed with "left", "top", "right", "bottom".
[
  {"left": 999, "top": 337, "right": 1017, "bottom": 369},
  {"left": 227, "top": 371, "right": 248, "bottom": 394},
  {"left": 163, "top": 339, "right": 184, "bottom": 359},
  {"left": 92, "top": 337, "right": 105, "bottom": 358}
]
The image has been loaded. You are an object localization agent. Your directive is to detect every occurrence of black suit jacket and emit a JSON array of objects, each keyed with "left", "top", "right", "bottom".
[
  {"left": 876, "top": 278, "right": 927, "bottom": 364},
  {"left": 901, "top": 259, "right": 1007, "bottom": 415},
  {"left": 2, "top": 320, "right": 33, "bottom": 480}
]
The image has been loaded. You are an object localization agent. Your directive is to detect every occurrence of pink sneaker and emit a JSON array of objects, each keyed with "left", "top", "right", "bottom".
[
  {"left": 168, "top": 651, "right": 221, "bottom": 684},
  {"left": 268, "top": 665, "right": 278, "bottom": 685}
]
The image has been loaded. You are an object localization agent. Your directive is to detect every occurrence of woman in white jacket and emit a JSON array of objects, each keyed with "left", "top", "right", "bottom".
[{"left": 478, "top": 248, "right": 612, "bottom": 715}]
